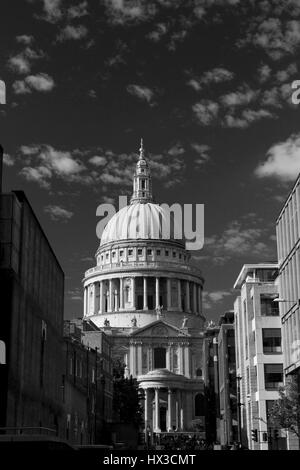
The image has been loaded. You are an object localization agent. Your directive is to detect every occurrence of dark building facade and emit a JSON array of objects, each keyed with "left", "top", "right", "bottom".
[
  {"left": 62, "top": 319, "right": 114, "bottom": 445},
  {"left": 202, "top": 323, "right": 220, "bottom": 445},
  {"left": 217, "top": 311, "right": 238, "bottom": 447},
  {"left": 0, "top": 191, "right": 64, "bottom": 435}
]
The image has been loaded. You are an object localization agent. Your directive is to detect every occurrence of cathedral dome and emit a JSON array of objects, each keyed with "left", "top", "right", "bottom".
[{"left": 100, "top": 201, "right": 183, "bottom": 246}]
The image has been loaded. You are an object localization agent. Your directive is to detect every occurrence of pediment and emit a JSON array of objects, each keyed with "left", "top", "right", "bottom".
[{"left": 130, "top": 320, "right": 189, "bottom": 338}]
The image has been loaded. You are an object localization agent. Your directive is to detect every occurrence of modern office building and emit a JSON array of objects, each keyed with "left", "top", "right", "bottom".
[
  {"left": 0, "top": 190, "right": 65, "bottom": 435},
  {"left": 234, "top": 263, "right": 286, "bottom": 450},
  {"left": 217, "top": 311, "right": 238, "bottom": 448},
  {"left": 276, "top": 173, "right": 300, "bottom": 450},
  {"left": 276, "top": 174, "right": 300, "bottom": 375},
  {"left": 81, "top": 141, "right": 206, "bottom": 439}
]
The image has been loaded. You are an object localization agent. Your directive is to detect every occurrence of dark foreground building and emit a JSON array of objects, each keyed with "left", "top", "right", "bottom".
[{"left": 0, "top": 190, "right": 65, "bottom": 435}]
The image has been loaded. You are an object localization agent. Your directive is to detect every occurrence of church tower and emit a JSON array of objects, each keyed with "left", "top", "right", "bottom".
[{"left": 130, "top": 139, "right": 153, "bottom": 204}]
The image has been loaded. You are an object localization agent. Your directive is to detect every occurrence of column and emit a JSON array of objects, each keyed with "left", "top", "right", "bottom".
[
  {"left": 143, "top": 277, "right": 148, "bottom": 310},
  {"left": 197, "top": 285, "right": 201, "bottom": 316},
  {"left": 83, "top": 287, "right": 87, "bottom": 316},
  {"left": 99, "top": 281, "right": 103, "bottom": 314},
  {"left": 129, "top": 342, "right": 137, "bottom": 378},
  {"left": 145, "top": 388, "right": 149, "bottom": 430},
  {"left": 132, "top": 277, "right": 136, "bottom": 310},
  {"left": 94, "top": 282, "right": 100, "bottom": 313},
  {"left": 120, "top": 277, "right": 124, "bottom": 310},
  {"left": 109, "top": 279, "right": 113, "bottom": 312},
  {"left": 167, "top": 278, "right": 172, "bottom": 311},
  {"left": 167, "top": 389, "right": 172, "bottom": 431},
  {"left": 180, "top": 391, "right": 184, "bottom": 430},
  {"left": 176, "top": 390, "right": 180, "bottom": 430},
  {"left": 155, "top": 277, "right": 160, "bottom": 308},
  {"left": 137, "top": 342, "right": 142, "bottom": 376},
  {"left": 184, "top": 344, "right": 190, "bottom": 378},
  {"left": 155, "top": 388, "right": 160, "bottom": 432},
  {"left": 186, "top": 281, "right": 190, "bottom": 312},
  {"left": 177, "top": 280, "right": 182, "bottom": 311},
  {"left": 114, "top": 289, "right": 118, "bottom": 311},
  {"left": 193, "top": 283, "right": 197, "bottom": 313}
]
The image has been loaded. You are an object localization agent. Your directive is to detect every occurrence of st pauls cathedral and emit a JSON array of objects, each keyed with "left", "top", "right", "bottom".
[{"left": 82, "top": 141, "right": 206, "bottom": 436}]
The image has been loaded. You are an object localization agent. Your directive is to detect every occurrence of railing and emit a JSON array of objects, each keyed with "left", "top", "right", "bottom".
[
  {"left": 85, "top": 260, "right": 202, "bottom": 277},
  {"left": 0, "top": 426, "right": 57, "bottom": 436}
]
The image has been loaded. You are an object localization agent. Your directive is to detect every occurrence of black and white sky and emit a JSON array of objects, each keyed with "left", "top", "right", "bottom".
[{"left": 1, "top": 0, "right": 300, "bottom": 321}]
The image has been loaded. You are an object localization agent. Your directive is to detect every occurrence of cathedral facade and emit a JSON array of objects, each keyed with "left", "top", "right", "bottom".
[{"left": 82, "top": 141, "right": 206, "bottom": 436}]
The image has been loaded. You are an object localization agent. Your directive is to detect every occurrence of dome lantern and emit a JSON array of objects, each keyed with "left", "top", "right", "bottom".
[{"left": 130, "top": 138, "right": 153, "bottom": 204}]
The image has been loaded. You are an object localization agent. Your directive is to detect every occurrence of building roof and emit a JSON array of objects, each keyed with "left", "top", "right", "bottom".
[{"left": 233, "top": 262, "right": 278, "bottom": 289}]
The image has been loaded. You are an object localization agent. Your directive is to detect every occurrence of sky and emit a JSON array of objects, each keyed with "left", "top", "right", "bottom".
[{"left": 1, "top": 0, "right": 300, "bottom": 322}]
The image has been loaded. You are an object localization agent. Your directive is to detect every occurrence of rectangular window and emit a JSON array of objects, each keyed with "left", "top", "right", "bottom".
[
  {"left": 179, "top": 254, "right": 182, "bottom": 259},
  {"left": 147, "top": 249, "right": 152, "bottom": 255},
  {"left": 165, "top": 250, "right": 169, "bottom": 256},
  {"left": 106, "top": 253, "right": 109, "bottom": 259},
  {"left": 260, "top": 296, "right": 279, "bottom": 316},
  {"left": 119, "top": 250, "right": 123, "bottom": 257},
  {"left": 112, "top": 251, "right": 116, "bottom": 258},
  {"left": 262, "top": 329, "right": 282, "bottom": 354},
  {"left": 264, "top": 364, "right": 283, "bottom": 390},
  {"left": 156, "top": 250, "right": 161, "bottom": 256},
  {"left": 173, "top": 252, "right": 176, "bottom": 258},
  {"left": 128, "top": 249, "right": 133, "bottom": 256},
  {"left": 138, "top": 248, "right": 143, "bottom": 255}
]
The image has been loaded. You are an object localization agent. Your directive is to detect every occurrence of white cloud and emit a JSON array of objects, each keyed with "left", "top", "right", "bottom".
[
  {"left": 104, "top": 0, "right": 156, "bottom": 25},
  {"left": 255, "top": 133, "right": 300, "bottom": 181},
  {"left": 203, "top": 290, "right": 233, "bottom": 310},
  {"left": 221, "top": 86, "right": 257, "bottom": 107},
  {"left": 44, "top": 204, "right": 74, "bottom": 221},
  {"left": 40, "top": 0, "right": 63, "bottom": 23},
  {"left": 127, "top": 84, "right": 155, "bottom": 104},
  {"left": 67, "top": 1, "right": 88, "bottom": 18},
  {"left": 16, "top": 34, "right": 34, "bottom": 45},
  {"left": 8, "top": 55, "right": 31, "bottom": 74},
  {"left": 191, "top": 143, "right": 211, "bottom": 164},
  {"left": 57, "top": 24, "right": 88, "bottom": 41},
  {"left": 188, "top": 67, "right": 234, "bottom": 91},
  {"left": 13, "top": 73, "right": 55, "bottom": 94},
  {"left": 192, "top": 100, "right": 219, "bottom": 125},
  {"left": 168, "top": 143, "right": 185, "bottom": 157},
  {"left": 8, "top": 43, "right": 45, "bottom": 75},
  {"left": 89, "top": 156, "right": 107, "bottom": 166},
  {"left": 3, "top": 153, "right": 15, "bottom": 166}
]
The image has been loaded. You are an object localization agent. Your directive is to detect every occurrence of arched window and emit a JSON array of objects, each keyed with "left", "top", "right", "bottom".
[
  {"left": 154, "top": 347, "right": 166, "bottom": 368},
  {"left": 196, "top": 367, "right": 202, "bottom": 377},
  {"left": 195, "top": 393, "right": 205, "bottom": 416}
]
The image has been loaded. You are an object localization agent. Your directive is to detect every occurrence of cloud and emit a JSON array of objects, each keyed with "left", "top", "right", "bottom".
[
  {"left": 202, "top": 216, "right": 275, "bottom": 266},
  {"left": 8, "top": 42, "right": 45, "bottom": 75},
  {"left": 203, "top": 290, "right": 234, "bottom": 310},
  {"left": 188, "top": 67, "right": 234, "bottom": 91},
  {"left": 3, "top": 153, "right": 15, "bottom": 166},
  {"left": 0, "top": 80, "right": 6, "bottom": 104},
  {"left": 126, "top": 84, "right": 156, "bottom": 105},
  {"left": 192, "top": 100, "right": 219, "bottom": 125},
  {"left": 38, "top": 0, "right": 63, "bottom": 23},
  {"left": 89, "top": 156, "right": 107, "bottom": 166},
  {"left": 18, "top": 144, "right": 86, "bottom": 188},
  {"left": 44, "top": 204, "right": 74, "bottom": 221},
  {"left": 104, "top": 0, "right": 156, "bottom": 25},
  {"left": 16, "top": 34, "right": 34, "bottom": 45},
  {"left": 67, "top": 1, "right": 88, "bottom": 19},
  {"left": 167, "top": 143, "right": 185, "bottom": 157},
  {"left": 255, "top": 133, "right": 300, "bottom": 182},
  {"left": 57, "top": 24, "right": 88, "bottom": 42},
  {"left": 223, "top": 108, "right": 274, "bottom": 129},
  {"left": 191, "top": 143, "right": 211, "bottom": 164},
  {"left": 13, "top": 73, "right": 55, "bottom": 94},
  {"left": 220, "top": 86, "right": 257, "bottom": 107}
]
